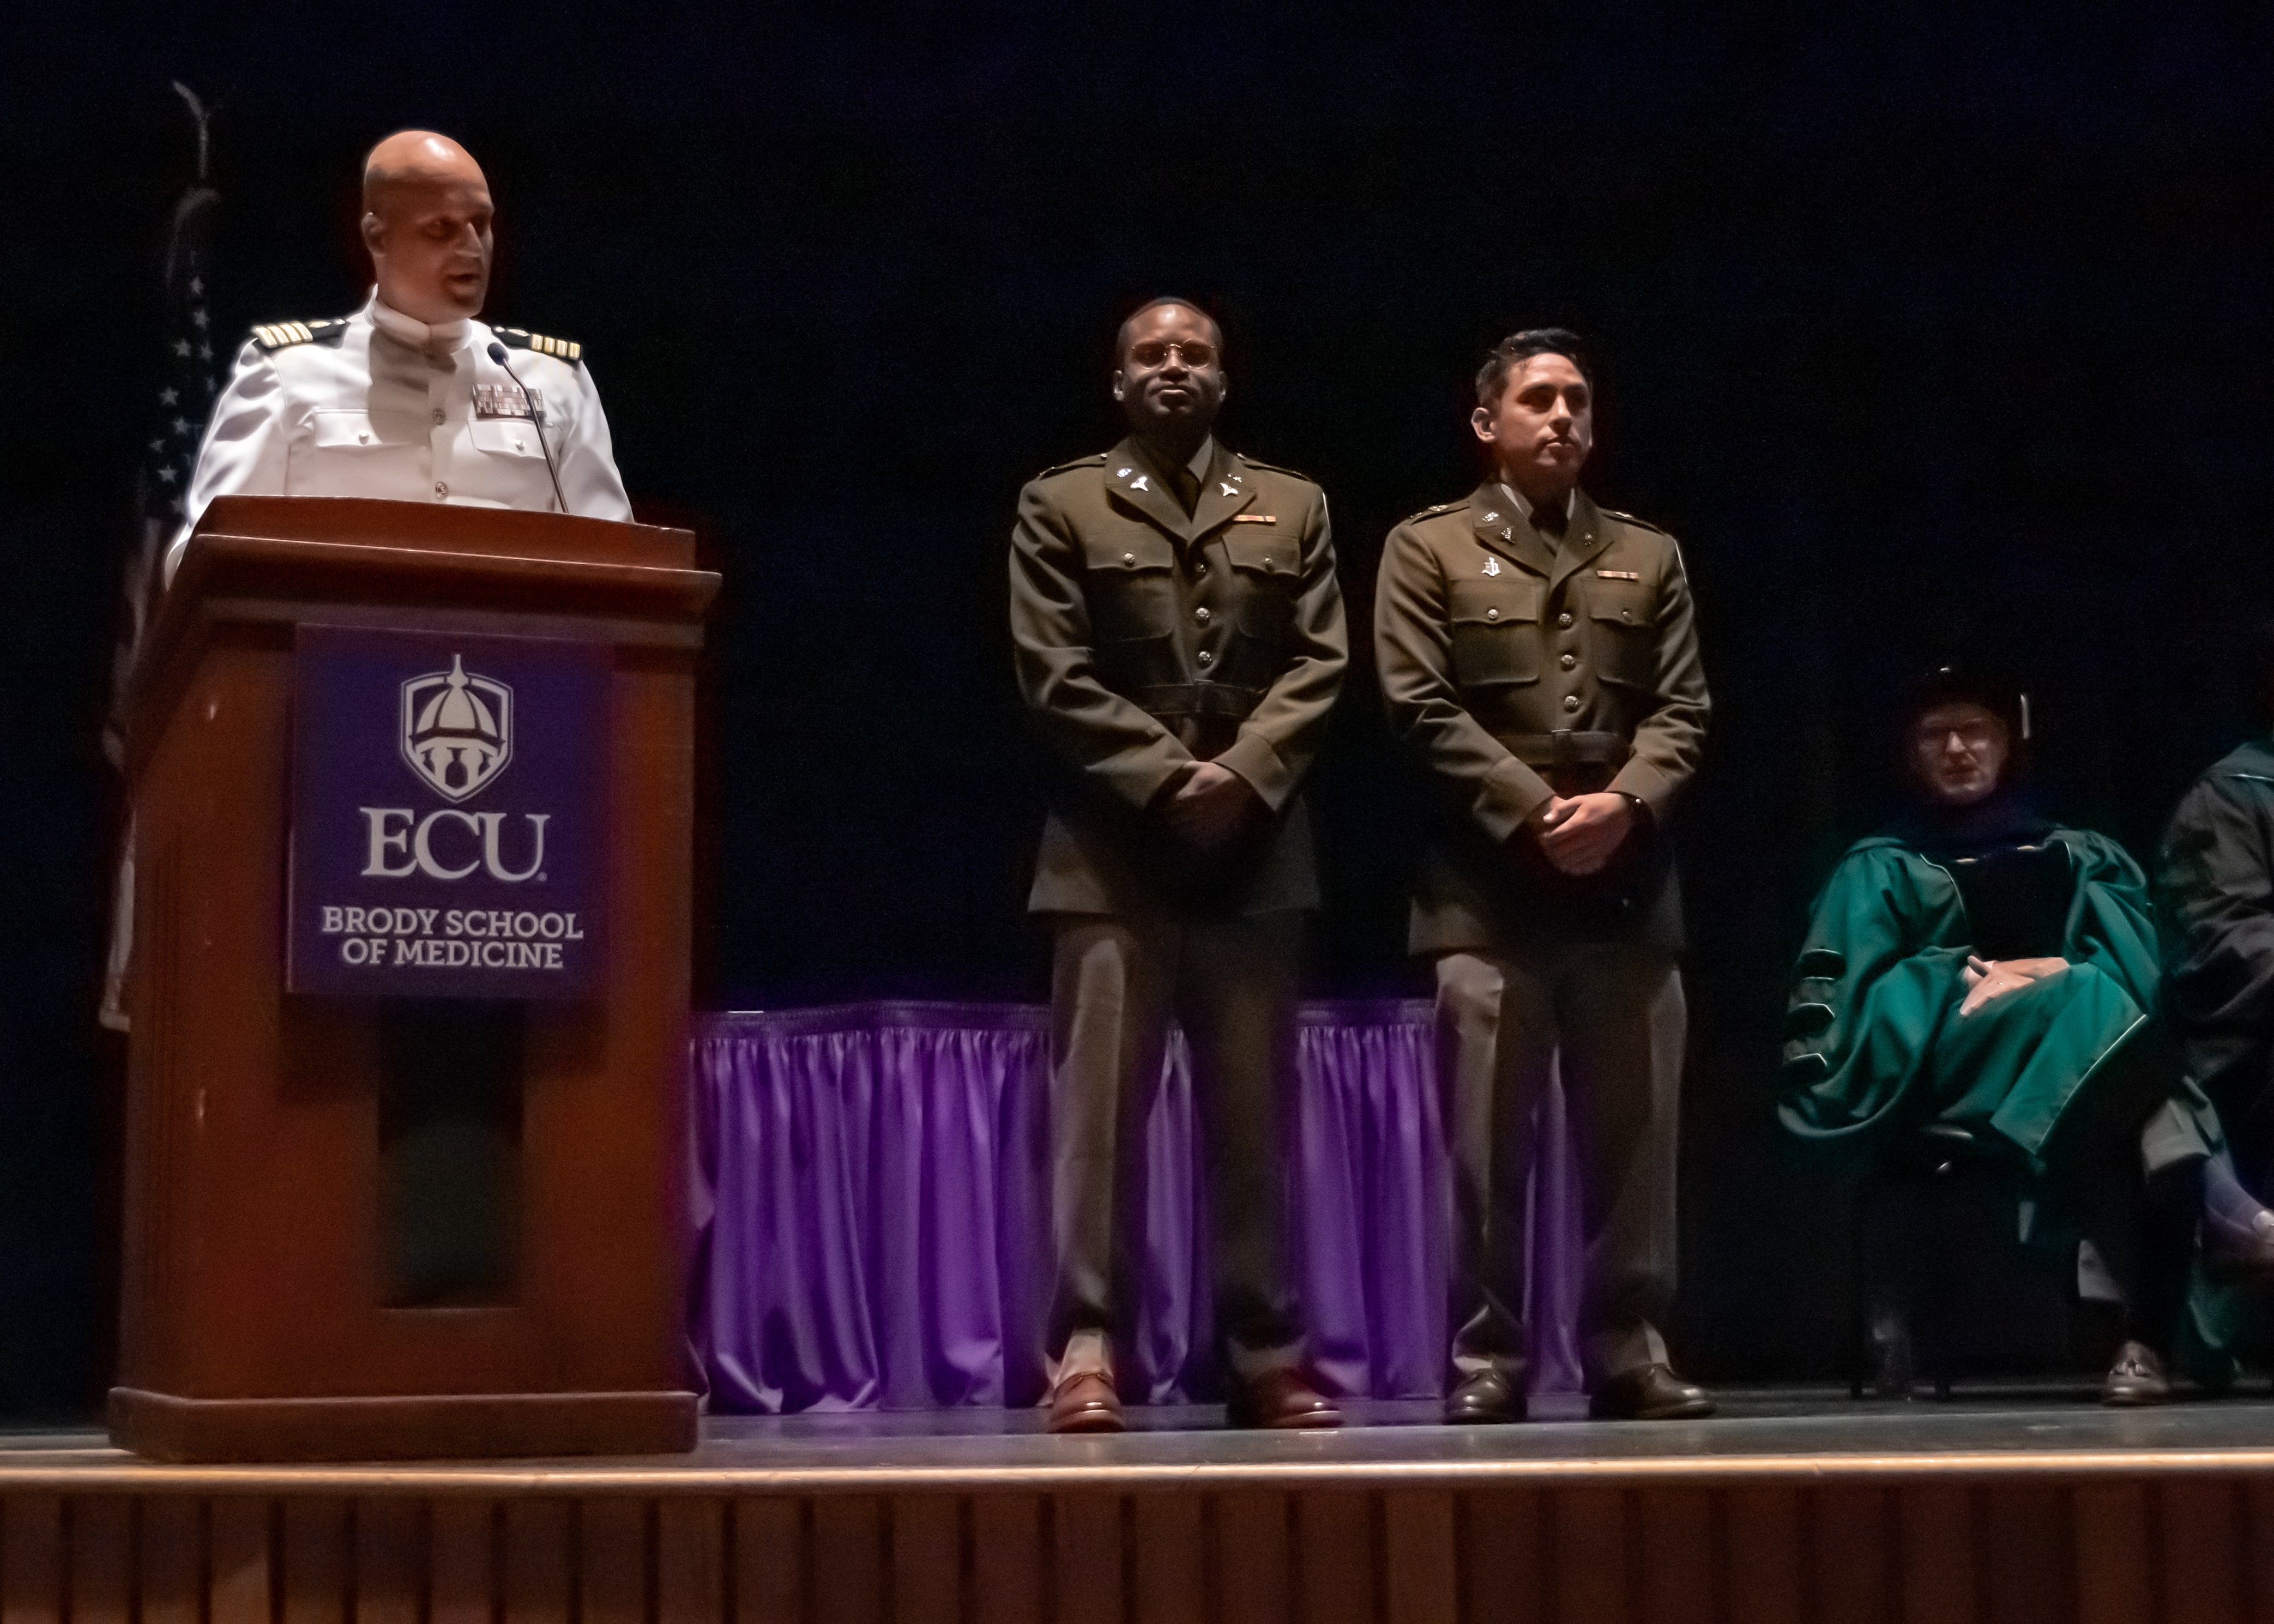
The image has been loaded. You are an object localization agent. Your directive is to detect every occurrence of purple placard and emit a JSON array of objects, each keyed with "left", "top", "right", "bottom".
[{"left": 288, "top": 625, "right": 609, "bottom": 999}]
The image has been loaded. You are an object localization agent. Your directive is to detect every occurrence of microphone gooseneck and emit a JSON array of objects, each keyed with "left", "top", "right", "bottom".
[{"left": 486, "top": 341, "right": 569, "bottom": 514}]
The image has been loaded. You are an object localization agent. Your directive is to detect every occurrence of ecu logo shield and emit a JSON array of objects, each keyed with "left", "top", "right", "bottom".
[{"left": 401, "top": 655, "right": 514, "bottom": 802}]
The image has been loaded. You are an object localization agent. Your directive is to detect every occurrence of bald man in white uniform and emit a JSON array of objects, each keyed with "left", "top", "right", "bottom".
[{"left": 168, "top": 129, "right": 629, "bottom": 583}]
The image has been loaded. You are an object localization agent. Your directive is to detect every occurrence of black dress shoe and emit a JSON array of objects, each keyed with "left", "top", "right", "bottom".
[
  {"left": 1227, "top": 1368, "right": 1342, "bottom": 1429},
  {"left": 2102, "top": 1341, "right": 2172, "bottom": 1407},
  {"left": 1444, "top": 1369, "right": 1525, "bottom": 1424},
  {"left": 1046, "top": 1371, "right": 1125, "bottom": 1434},
  {"left": 1591, "top": 1363, "right": 1716, "bottom": 1421}
]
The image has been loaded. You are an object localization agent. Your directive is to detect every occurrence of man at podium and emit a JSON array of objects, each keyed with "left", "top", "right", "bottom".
[{"left": 166, "top": 129, "right": 630, "bottom": 584}]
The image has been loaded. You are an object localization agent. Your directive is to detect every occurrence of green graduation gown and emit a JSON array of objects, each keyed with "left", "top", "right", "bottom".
[{"left": 1778, "top": 828, "right": 2213, "bottom": 1170}]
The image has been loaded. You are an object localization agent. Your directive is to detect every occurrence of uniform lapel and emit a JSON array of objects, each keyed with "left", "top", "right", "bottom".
[
  {"left": 1190, "top": 443, "right": 1259, "bottom": 538},
  {"left": 1548, "top": 491, "right": 1614, "bottom": 593},
  {"left": 1104, "top": 436, "right": 1197, "bottom": 542},
  {"left": 1469, "top": 484, "right": 1554, "bottom": 577}
]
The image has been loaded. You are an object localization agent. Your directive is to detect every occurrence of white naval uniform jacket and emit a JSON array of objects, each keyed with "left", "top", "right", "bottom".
[{"left": 166, "top": 292, "right": 632, "bottom": 583}]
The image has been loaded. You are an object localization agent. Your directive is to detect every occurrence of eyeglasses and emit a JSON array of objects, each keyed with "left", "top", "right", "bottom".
[
  {"left": 1126, "top": 339, "right": 1217, "bottom": 369},
  {"left": 1910, "top": 720, "right": 2004, "bottom": 751}
]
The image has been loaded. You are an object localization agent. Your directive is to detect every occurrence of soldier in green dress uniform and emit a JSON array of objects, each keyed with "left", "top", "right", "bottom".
[
  {"left": 1376, "top": 328, "right": 1714, "bottom": 1423},
  {"left": 1009, "top": 299, "right": 1348, "bottom": 1433}
]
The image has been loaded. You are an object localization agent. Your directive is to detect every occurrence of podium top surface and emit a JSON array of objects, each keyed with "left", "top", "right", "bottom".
[{"left": 189, "top": 494, "right": 696, "bottom": 570}]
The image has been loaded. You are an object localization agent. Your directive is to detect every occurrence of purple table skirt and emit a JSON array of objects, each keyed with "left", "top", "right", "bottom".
[{"left": 689, "top": 1000, "right": 1582, "bottom": 1412}]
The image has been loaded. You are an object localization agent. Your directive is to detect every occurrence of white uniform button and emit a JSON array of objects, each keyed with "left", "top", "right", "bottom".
[
  {"left": 1560, "top": 654, "right": 1577, "bottom": 669},
  {"left": 1485, "top": 607, "right": 1499, "bottom": 621},
  {"left": 1123, "top": 552, "right": 1137, "bottom": 565},
  {"left": 435, "top": 481, "right": 449, "bottom": 498},
  {"left": 514, "top": 436, "right": 527, "bottom": 451},
  {"left": 1198, "top": 650, "right": 1214, "bottom": 666},
  {"left": 1196, "top": 607, "right": 1211, "bottom": 624},
  {"left": 1558, "top": 612, "right": 1575, "bottom": 628},
  {"left": 1563, "top": 695, "right": 1581, "bottom": 712},
  {"left": 357, "top": 431, "right": 371, "bottom": 444},
  {"left": 432, "top": 410, "right": 445, "bottom": 426}
]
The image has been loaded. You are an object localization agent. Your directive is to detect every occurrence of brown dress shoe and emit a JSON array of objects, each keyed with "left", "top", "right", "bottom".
[
  {"left": 1227, "top": 1368, "right": 1342, "bottom": 1429},
  {"left": 2102, "top": 1341, "right": 2172, "bottom": 1407},
  {"left": 1444, "top": 1369, "right": 1525, "bottom": 1424},
  {"left": 1590, "top": 1363, "right": 1716, "bottom": 1420},
  {"left": 1047, "top": 1371, "right": 1125, "bottom": 1434}
]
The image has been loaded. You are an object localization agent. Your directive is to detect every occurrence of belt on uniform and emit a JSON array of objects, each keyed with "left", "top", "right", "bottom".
[
  {"left": 1493, "top": 729, "right": 1630, "bottom": 771},
  {"left": 1132, "top": 681, "right": 1267, "bottom": 722}
]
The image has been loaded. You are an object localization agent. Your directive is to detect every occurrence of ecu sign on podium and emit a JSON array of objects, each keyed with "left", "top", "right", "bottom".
[{"left": 114, "top": 496, "right": 719, "bottom": 1461}]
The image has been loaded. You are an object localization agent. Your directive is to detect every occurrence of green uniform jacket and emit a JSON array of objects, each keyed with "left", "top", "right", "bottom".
[
  {"left": 1374, "top": 484, "right": 1709, "bottom": 952},
  {"left": 1778, "top": 829, "right": 2185, "bottom": 1162},
  {"left": 1009, "top": 437, "right": 1348, "bottom": 916}
]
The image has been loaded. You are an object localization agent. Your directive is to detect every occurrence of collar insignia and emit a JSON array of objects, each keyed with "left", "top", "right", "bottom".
[{"left": 1482, "top": 556, "right": 1502, "bottom": 576}]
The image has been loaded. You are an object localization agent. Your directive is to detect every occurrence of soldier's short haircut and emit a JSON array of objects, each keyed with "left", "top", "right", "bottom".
[
  {"left": 1475, "top": 328, "right": 1594, "bottom": 410},
  {"left": 1117, "top": 297, "right": 1222, "bottom": 360}
]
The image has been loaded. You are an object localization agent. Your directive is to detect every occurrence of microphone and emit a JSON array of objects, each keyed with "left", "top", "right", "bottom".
[{"left": 486, "top": 341, "right": 568, "bottom": 514}]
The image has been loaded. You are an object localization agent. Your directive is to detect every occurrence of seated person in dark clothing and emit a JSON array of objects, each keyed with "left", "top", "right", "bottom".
[
  {"left": 1780, "top": 667, "right": 2267, "bottom": 1404},
  {"left": 2157, "top": 628, "right": 2274, "bottom": 1288}
]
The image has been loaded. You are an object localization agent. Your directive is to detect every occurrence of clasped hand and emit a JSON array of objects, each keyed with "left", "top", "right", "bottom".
[
  {"left": 1527, "top": 792, "right": 1634, "bottom": 877},
  {"left": 1163, "top": 761, "right": 1257, "bottom": 849},
  {"left": 1957, "top": 955, "right": 2068, "bottom": 1017}
]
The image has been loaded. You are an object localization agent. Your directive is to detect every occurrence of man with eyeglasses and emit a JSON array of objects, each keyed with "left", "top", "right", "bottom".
[
  {"left": 1009, "top": 298, "right": 1348, "bottom": 1433},
  {"left": 1375, "top": 328, "right": 1714, "bottom": 1423},
  {"left": 1782, "top": 667, "right": 2260, "bottom": 1404}
]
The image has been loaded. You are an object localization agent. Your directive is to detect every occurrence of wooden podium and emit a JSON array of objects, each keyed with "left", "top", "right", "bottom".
[{"left": 114, "top": 496, "right": 719, "bottom": 1462}]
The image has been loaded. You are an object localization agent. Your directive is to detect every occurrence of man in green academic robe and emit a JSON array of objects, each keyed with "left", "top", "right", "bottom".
[{"left": 1780, "top": 668, "right": 2264, "bottom": 1402}]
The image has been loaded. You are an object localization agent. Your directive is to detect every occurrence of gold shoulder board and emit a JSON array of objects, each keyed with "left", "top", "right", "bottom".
[{"left": 494, "top": 326, "right": 586, "bottom": 364}]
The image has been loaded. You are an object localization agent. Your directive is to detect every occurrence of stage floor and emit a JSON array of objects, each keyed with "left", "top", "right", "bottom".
[
  {"left": 10, "top": 1384, "right": 2274, "bottom": 1485},
  {"left": 10, "top": 1392, "right": 2274, "bottom": 1623}
]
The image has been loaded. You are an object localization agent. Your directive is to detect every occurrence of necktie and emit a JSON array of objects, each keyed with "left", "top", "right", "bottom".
[{"left": 1172, "top": 466, "right": 1202, "bottom": 516}]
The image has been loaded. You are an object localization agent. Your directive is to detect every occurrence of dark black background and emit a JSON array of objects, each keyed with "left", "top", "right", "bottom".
[{"left": 5, "top": 1, "right": 2272, "bottom": 1412}]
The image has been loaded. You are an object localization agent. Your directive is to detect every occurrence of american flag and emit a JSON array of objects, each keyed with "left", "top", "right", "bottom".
[
  {"left": 102, "top": 83, "right": 221, "bottom": 1030},
  {"left": 105, "top": 82, "right": 221, "bottom": 770}
]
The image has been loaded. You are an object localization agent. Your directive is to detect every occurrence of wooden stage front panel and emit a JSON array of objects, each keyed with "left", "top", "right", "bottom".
[{"left": 9, "top": 1396, "right": 2274, "bottom": 1623}]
